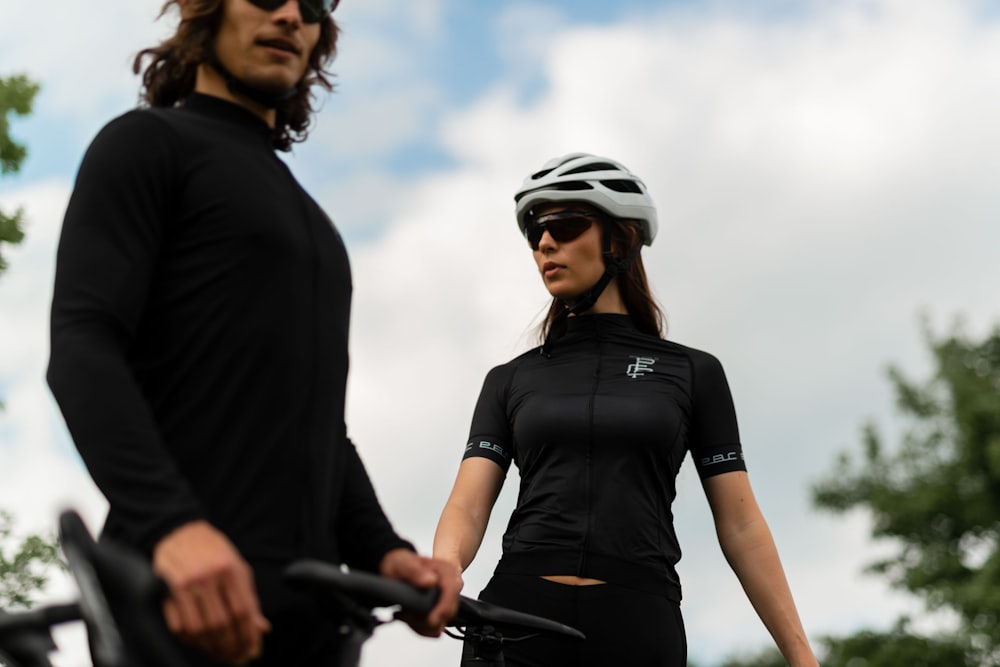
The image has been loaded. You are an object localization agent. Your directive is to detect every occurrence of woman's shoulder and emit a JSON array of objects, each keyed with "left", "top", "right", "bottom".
[
  {"left": 476, "top": 344, "right": 548, "bottom": 389},
  {"left": 487, "top": 346, "right": 539, "bottom": 373},
  {"left": 656, "top": 337, "right": 728, "bottom": 375}
]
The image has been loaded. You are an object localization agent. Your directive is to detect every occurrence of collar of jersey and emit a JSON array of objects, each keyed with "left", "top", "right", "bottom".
[
  {"left": 184, "top": 92, "right": 274, "bottom": 143},
  {"left": 564, "top": 313, "right": 636, "bottom": 335}
]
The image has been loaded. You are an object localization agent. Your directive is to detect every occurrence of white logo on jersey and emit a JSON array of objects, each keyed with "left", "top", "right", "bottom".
[
  {"left": 627, "top": 356, "right": 657, "bottom": 378},
  {"left": 701, "top": 451, "right": 742, "bottom": 467}
]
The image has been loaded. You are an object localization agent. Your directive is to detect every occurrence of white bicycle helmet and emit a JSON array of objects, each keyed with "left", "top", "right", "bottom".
[{"left": 514, "top": 152, "right": 658, "bottom": 245}]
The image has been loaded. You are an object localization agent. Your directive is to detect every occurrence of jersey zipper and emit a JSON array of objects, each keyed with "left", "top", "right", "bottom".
[{"left": 577, "top": 327, "right": 603, "bottom": 576}]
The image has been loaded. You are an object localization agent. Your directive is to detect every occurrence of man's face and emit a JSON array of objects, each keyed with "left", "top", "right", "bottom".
[{"left": 214, "top": 0, "right": 322, "bottom": 95}]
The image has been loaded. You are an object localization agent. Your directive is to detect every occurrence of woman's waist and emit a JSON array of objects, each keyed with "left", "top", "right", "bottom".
[{"left": 495, "top": 548, "right": 681, "bottom": 601}]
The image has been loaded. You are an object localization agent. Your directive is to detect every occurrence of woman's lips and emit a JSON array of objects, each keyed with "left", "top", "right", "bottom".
[{"left": 542, "top": 261, "right": 564, "bottom": 278}]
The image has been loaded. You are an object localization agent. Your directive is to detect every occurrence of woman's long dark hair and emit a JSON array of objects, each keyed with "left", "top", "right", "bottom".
[
  {"left": 537, "top": 218, "right": 666, "bottom": 343},
  {"left": 133, "top": 0, "right": 339, "bottom": 151}
]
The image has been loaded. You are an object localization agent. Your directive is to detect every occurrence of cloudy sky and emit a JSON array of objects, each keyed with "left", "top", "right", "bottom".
[{"left": 2, "top": 0, "right": 999, "bottom": 665}]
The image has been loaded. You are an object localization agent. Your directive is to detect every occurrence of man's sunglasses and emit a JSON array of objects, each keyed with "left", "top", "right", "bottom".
[
  {"left": 524, "top": 210, "right": 603, "bottom": 250},
  {"left": 248, "top": 0, "right": 341, "bottom": 24}
]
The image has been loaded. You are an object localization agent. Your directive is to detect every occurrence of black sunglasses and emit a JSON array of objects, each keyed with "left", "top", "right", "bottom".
[
  {"left": 524, "top": 210, "right": 603, "bottom": 250},
  {"left": 247, "top": 0, "right": 340, "bottom": 24}
]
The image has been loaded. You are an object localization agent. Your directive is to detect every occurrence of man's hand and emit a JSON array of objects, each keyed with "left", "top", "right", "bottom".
[
  {"left": 379, "top": 548, "right": 462, "bottom": 637},
  {"left": 153, "top": 521, "right": 271, "bottom": 665}
]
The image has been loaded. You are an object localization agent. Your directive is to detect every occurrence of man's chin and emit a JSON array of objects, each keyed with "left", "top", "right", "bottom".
[
  {"left": 248, "top": 79, "right": 298, "bottom": 96},
  {"left": 244, "top": 69, "right": 305, "bottom": 95}
]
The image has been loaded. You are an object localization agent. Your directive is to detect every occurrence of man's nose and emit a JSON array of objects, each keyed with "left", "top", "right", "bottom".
[{"left": 272, "top": 0, "right": 304, "bottom": 26}]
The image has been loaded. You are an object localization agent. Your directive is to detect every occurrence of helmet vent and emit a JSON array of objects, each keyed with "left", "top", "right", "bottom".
[
  {"left": 563, "top": 162, "right": 618, "bottom": 175},
  {"left": 602, "top": 179, "right": 643, "bottom": 194},
  {"left": 552, "top": 182, "right": 594, "bottom": 191},
  {"left": 531, "top": 168, "right": 556, "bottom": 180},
  {"left": 513, "top": 180, "right": 594, "bottom": 204}
]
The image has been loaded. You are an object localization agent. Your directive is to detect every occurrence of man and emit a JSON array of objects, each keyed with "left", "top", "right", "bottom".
[{"left": 47, "top": 1, "right": 459, "bottom": 664}]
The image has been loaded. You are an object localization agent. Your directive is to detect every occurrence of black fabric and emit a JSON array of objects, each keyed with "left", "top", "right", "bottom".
[
  {"left": 47, "top": 93, "right": 411, "bottom": 656},
  {"left": 462, "top": 573, "right": 686, "bottom": 667},
  {"left": 462, "top": 314, "right": 745, "bottom": 601}
]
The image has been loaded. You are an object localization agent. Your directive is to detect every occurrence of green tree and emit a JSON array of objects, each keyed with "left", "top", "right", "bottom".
[
  {"left": 0, "top": 510, "right": 62, "bottom": 609},
  {"left": 717, "top": 646, "right": 786, "bottom": 667},
  {"left": 716, "top": 619, "right": 975, "bottom": 667},
  {"left": 0, "top": 74, "right": 54, "bottom": 612},
  {"left": 819, "top": 618, "right": 975, "bottom": 667},
  {"left": 811, "top": 319, "right": 1000, "bottom": 665},
  {"left": 0, "top": 73, "right": 40, "bottom": 275}
]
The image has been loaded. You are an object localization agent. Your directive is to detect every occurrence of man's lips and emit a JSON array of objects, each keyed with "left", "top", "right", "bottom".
[{"left": 258, "top": 38, "right": 301, "bottom": 55}]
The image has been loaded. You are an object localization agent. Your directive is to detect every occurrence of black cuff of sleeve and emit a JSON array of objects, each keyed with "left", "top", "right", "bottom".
[
  {"left": 693, "top": 444, "right": 746, "bottom": 479},
  {"left": 345, "top": 536, "right": 416, "bottom": 574},
  {"left": 463, "top": 437, "right": 512, "bottom": 472}
]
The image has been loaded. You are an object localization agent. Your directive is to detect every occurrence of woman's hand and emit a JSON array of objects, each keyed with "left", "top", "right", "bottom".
[{"left": 379, "top": 548, "right": 463, "bottom": 636}]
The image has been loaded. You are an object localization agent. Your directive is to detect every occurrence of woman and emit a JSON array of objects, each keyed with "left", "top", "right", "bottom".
[{"left": 433, "top": 153, "right": 819, "bottom": 666}]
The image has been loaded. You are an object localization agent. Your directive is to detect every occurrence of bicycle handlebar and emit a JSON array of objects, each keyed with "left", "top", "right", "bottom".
[
  {"left": 57, "top": 510, "right": 186, "bottom": 667},
  {"left": 0, "top": 604, "right": 81, "bottom": 667},
  {"left": 285, "top": 559, "right": 440, "bottom": 615},
  {"left": 452, "top": 595, "right": 584, "bottom": 641},
  {"left": 0, "top": 603, "right": 82, "bottom": 633},
  {"left": 59, "top": 511, "right": 128, "bottom": 667},
  {"left": 0, "top": 510, "right": 144, "bottom": 667},
  {"left": 282, "top": 559, "right": 585, "bottom": 641},
  {"left": 6, "top": 515, "right": 585, "bottom": 667}
]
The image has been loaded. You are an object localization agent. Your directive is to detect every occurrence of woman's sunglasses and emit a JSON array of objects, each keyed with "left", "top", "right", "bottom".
[
  {"left": 247, "top": 0, "right": 341, "bottom": 24},
  {"left": 524, "top": 210, "right": 603, "bottom": 250}
]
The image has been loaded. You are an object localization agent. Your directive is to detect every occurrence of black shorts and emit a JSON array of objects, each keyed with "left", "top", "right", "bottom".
[{"left": 462, "top": 573, "right": 687, "bottom": 667}]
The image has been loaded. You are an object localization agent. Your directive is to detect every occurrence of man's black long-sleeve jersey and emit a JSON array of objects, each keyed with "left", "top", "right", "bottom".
[
  {"left": 48, "top": 94, "right": 408, "bottom": 578},
  {"left": 463, "top": 314, "right": 746, "bottom": 602}
]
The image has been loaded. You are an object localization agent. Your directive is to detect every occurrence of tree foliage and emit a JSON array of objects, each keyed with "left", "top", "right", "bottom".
[
  {"left": 0, "top": 74, "right": 51, "bottom": 616},
  {"left": 0, "top": 73, "right": 40, "bottom": 275},
  {"left": 819, "top": 618, "right": 975, "bottom": 667},
  {"left": 0, "top": 510, "right": 62, "bottom": 609},
  {"left": 713, "top": 624, "right": 974, "bottom": 667},
  {"left": 717, "top": 646, "right": 786, "bottom": 667},
  {"left": 812, "top": 320, "right": 1000, "bottom": 664}
]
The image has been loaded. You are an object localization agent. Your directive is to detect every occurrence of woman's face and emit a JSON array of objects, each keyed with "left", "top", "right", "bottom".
[{"left": 530, "top": 203, "right": 607, "bottom": 302}]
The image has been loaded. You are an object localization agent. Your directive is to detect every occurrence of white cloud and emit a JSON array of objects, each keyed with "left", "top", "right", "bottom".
[
  {"left": 0, "top": 2, "right": 173, "bottom": 145},
  {"left": 337, "top": 0, "right": 448, "bottom": 39},
  {"left": 0, "top": 181, "right": 106, "bottom": 532},
  {"left": 303, "top": 77, "right": 445, "bottom": 167},
  {"left": 0, "top": 183, "right": 106, "bottom": 667}
]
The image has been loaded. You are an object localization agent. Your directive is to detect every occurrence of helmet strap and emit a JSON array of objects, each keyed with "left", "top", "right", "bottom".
[
  {"left": 208, "top": 57, "right": 300, "bottom": 110},
  {"left": 540, "top": 225, "right": 642, "bottom": 356}
]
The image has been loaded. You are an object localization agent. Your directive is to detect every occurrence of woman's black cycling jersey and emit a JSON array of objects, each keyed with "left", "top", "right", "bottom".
[{"left": 463, "top": 313, "right": 745, "bottom": 601}]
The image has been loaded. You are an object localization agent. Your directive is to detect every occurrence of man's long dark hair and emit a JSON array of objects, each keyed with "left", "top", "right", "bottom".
[
  {"left": 133, "top": 0, "right": 339, "bottom": 151},
  {"left": 538, "top": 218, "right": 666, "bottom": 343}
]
